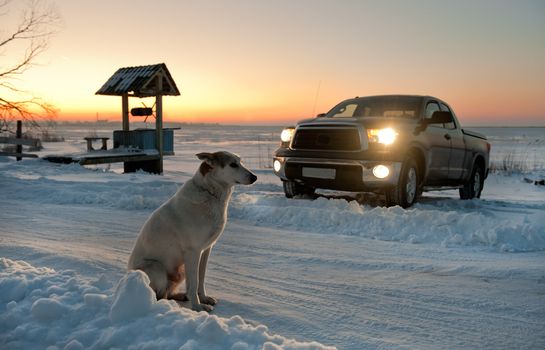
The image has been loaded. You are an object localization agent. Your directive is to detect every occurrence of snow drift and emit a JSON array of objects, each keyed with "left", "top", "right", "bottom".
[
  {"left": 0, "top": 258, "right": 334, "bottom": 350},
  {"left": 230, "top": 192, "right": 545, "bottom": 252}
]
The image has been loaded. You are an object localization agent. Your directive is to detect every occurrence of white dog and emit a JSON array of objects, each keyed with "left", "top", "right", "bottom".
[{"left": 128, "top": 151, "right": 257, "bottom": 312}]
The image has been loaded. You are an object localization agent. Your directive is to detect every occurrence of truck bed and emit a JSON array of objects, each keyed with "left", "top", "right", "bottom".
[{"left": 462, "top": 128, "right": 487, "bottom": 140}]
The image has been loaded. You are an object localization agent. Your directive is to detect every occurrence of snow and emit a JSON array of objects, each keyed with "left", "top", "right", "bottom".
[
  {"left": 1, "top": 124, "right": 544, "bottom": 349},
  {"left": 231, "top": 191, "right": 545, "bottom": 252},
  {"left": 0, "top": 258, "right": 332, "bottom": 350}
]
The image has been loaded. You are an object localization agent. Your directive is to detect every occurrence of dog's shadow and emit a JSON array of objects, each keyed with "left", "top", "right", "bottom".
[
  {"left": 165, "top": 292, "right": 261, "bottom": 325},
  {"left": 172, "top": 299, "right": 193, "bottom": 310},
  {"left": 201, "top": 299, "right": 261, "bottom": 326}
]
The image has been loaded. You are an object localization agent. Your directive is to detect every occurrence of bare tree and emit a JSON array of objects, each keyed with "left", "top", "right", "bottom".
[{"left": 0, "top": 0, "right": 61, "bottom": 134}]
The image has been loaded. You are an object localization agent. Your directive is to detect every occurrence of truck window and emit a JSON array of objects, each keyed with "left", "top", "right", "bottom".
[
  {"left": 326, "top": 96, "right": 422, "bottom": 119},
  {"left": 425, "top": 101, "right": 441, "bottom": 120},
  {"left": 330, "top": 103, "right": 358, "bottom": 118},
  {"left": 440, "top": 103, "right": 456, "bottom": 129}
]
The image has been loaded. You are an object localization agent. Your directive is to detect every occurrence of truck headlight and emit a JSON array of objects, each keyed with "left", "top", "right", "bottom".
[
  {"left": 367, "top": 128, "right": 398, "bottom": 145},
  {"left": 280, "top": 127, "right": 295, "bottom": 143},
  {"left": 273, "top": 159, "right": 282, "bottom": 172}
]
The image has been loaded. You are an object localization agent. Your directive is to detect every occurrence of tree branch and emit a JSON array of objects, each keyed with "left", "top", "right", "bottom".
[
  {"left": 0, "top": 0, "right": 61, "bottom": 132},
  {"left": 0, "top": 40, "right": 47, "bottom": 78},
  {"left": 0, "top": 0, "right": 59, "bottom": 47}
]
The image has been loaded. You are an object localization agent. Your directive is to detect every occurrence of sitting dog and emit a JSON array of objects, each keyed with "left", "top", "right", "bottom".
[{"left": 128, "top": 151, "right": 257, "bottom": 311}]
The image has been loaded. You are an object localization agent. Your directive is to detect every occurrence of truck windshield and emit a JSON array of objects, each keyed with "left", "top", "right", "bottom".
[{"left": 325, "top": 96, "right": 422, "bottom": 119}]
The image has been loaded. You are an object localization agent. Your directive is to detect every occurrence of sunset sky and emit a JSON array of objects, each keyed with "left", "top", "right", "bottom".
[{"left": 5, "top": 0, "right": 545, "bottom": 125}]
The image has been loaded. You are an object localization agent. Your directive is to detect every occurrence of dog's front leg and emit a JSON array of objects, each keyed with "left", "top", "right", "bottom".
[
  {"left": 198, "top": 247, "right": 217, "bottom": 306},
  {"left": 185, "top": 250, "right": 213, "bottom": 312}
]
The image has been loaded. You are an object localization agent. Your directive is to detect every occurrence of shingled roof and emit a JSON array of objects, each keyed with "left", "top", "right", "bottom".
[{"left": 96, "top": 63, "right": 180, "bottom": 97}]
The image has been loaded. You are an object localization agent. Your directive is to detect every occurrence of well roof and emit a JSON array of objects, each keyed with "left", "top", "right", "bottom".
[{"left": 96, "top": 63, "right": 180, "bottom": 97}]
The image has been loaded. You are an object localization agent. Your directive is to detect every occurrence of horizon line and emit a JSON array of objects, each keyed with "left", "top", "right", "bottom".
[{"left": 51, "top": 120, "right": 545, "bottom": 128}]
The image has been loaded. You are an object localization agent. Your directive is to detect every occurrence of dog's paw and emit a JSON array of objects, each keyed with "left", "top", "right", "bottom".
[
  {"left": 199, "top": 295, "right": 217, "bottom": 306},
  {"left": 193, "top": 303, "right": 214, "bottom": 312}
]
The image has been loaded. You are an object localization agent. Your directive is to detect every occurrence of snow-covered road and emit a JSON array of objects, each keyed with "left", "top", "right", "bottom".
[{"left": 1, "top": 156, "right": 544, "bottom": 349}]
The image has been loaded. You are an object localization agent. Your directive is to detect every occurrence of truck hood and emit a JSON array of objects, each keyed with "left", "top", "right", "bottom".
[{"left": 297, "top": 117, "right": 417, "bottom": 129}]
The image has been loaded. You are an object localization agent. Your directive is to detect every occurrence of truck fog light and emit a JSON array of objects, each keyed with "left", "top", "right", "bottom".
[
  {"left": 372, "top": 165, "right": 390, "bottom": 179},
  {"left": 273, "top": 160, "right": 282, "bottom": 172}
]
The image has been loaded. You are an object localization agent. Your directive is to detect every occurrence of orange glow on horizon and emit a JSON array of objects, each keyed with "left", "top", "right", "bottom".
[
  {"left": 52, "top": 84, "right": 545, "bottom": 126},
  {"left": 54, "top": 100, "right": 545, "bottom": 127},
  {"left": 55, "top": 107, "right": 309, "bottom": 125}
]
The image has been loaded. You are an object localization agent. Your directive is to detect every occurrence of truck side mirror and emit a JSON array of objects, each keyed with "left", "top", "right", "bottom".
[
  {"left": 414, "top": 111, "right": 454, "bottom": 134},
  {"left": 428, "top": 111, "right": 454, "bottom": 124}
]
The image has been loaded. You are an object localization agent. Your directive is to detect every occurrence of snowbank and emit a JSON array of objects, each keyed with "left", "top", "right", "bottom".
[
  {"left": 0, "top": 160, "right": 177, "bottom": 210},
  {"left": 0, "top": 258, "right": 334, "bottom": 350},
  {"left": 230, "top": 192, "right": 545, "bottom": 252}
]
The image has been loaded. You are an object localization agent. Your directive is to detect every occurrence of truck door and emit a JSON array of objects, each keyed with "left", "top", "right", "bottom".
[
  {"left": 424, "top": 101, "right": 450, "bottom": 182},
  {"left": 440, "top": 103, "right": 466, "bottom": 180}
]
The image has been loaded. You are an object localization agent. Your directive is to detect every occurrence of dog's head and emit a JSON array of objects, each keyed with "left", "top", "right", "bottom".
[{"left": 196, "top": 151, "right": 257, "bottom": 186}]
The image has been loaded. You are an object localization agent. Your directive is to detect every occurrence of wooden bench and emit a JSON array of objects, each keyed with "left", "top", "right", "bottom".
[{"left": 84, "top": 137, "right": 109, "bottom": 151}]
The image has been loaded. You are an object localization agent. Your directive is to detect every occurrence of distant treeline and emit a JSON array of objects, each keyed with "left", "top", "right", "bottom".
[{"left": 57, "top": 121, "right": 222, "bottom": 127}]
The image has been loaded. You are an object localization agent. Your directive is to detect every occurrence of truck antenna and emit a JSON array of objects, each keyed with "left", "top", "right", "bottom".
[{"left": 311, "top": 80, "right": 322, "bottom": 117}]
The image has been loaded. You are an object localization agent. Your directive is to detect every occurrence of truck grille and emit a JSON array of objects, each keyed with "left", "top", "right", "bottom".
[{"left": 291, "top": 126, "right": 361, "bottom": 151}]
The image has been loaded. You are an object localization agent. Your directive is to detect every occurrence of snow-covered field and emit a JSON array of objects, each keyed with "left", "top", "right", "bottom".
[{"left": 1, "top": 123, "right": 544, "bottom": 349}]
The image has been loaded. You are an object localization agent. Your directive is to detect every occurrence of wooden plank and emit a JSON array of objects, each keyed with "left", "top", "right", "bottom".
[
  {"left": 0, "top": 136, "right": 38, "bottom": 146},
  {"left": 0, "top": 151, "right": 38, "bottom": 158},
  {"left": 43, "top": 155, "right": 77, "bottom": 164},
  {"left": 78, "top": 154, "right": 160, "bottom": 165},
  {"left": 16, "top": 120, "right": 22, "bottom": 161},
  {"left": 122, "top": 93, "right": 129, "bottom": 131},
  {"left": 155, "top": 74, "right": 164, "bottom": 174}
]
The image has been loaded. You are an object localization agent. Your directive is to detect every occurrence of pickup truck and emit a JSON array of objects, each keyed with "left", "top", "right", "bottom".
[{"left": 272, "top": 95, "right": 490, "bottom": 208}]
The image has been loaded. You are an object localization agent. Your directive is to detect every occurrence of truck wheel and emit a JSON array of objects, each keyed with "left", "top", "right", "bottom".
[
  {"left": 385, "top": 157, "right": 419, "bottom": 208},
  {"left": 283, "top": 180, "right": 315, "bottom": 198},
  {"left": 459, "top": 164, "right": 484, "bottom": 199}
]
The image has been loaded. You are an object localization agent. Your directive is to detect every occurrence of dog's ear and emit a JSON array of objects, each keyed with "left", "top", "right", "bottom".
[
  {"left": 196, "top": 152, "right": 216, "bottom": 165},
  {"left": 196, "top": 153, "right": 216, "bottom": 176}
]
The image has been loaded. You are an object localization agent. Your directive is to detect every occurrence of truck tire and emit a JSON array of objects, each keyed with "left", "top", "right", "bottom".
[
  {"left": 283, "top": 180, "right": 315, "bottom": 198},
  {"left": 385, "top": 157, "right": 419, "bottom": 208},
  {"left": 459, "top": 163, "right": 484, "bottom": 199}
]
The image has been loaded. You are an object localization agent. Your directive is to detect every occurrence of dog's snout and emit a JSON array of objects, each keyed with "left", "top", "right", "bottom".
[{"left": 249, "top": 173, "right": 257, "bottom": 184}]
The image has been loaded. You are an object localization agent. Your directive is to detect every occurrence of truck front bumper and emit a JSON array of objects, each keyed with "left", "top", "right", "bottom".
[{"left": 273, "top": 156, "right": 402, "bottom": 192}]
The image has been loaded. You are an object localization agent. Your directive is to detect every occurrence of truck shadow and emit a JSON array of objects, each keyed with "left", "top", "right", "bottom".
[
  {"left": 310, "top": 192, "right": 456, "bottom": 208},
  {"left": 311, "top": 192, "right": 385, "bottom": 207}
]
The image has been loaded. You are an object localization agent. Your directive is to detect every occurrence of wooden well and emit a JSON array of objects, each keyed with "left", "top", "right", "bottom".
[{"left": 95, "top": 63, "right": 180, "bottom": 173}]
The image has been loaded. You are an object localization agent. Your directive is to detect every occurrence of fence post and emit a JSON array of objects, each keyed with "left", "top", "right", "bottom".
[{"left": 16, "top": 120, "right": 22, "bottom": 161}]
